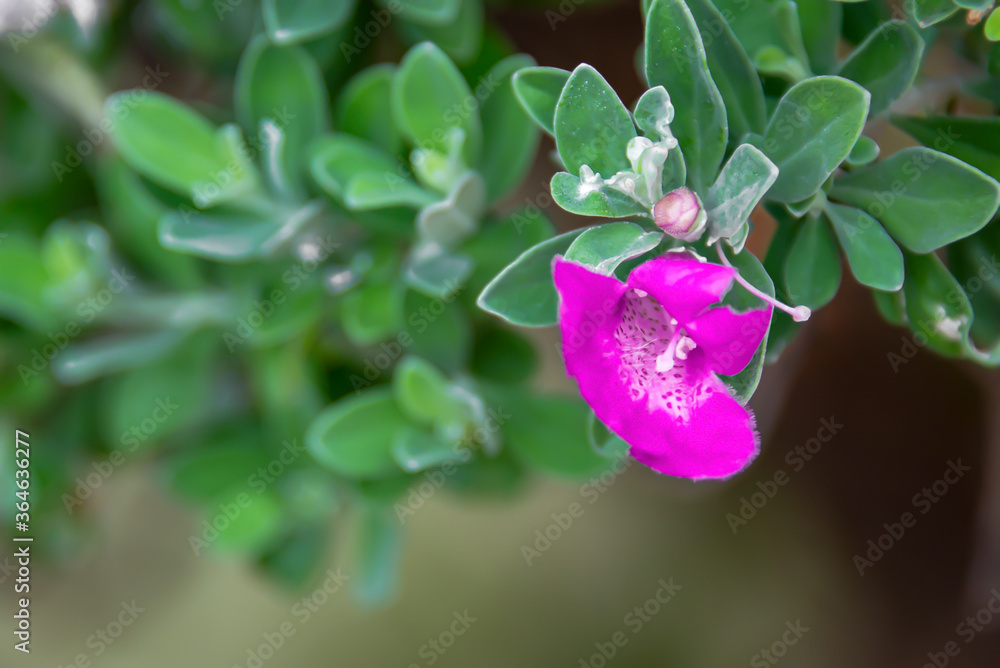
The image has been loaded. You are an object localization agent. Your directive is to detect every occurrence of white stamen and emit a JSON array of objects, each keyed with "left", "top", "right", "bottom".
[
  {"left": 716, "top": 245, "right": 811, "bottom": 322},
  {"left": 655, "top": 326, "right": 685, "bottom": 372},
  {"left": 675, "top": 336, "right": 696, "bottom": 360}
]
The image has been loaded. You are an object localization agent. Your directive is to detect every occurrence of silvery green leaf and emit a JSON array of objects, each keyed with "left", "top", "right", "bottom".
[
  {"left": 644, "top": 0, "right": 727, "bottom": 192},
  {"left": 550, "top": 172, "right": 648, "bottom": 218},
  {"left": 728, "top": 223, "right": 751, "bottom": 254},
  {"left": 416, "top": 171, "right": 486, "bottom": 246},
  {"left": 705, "top": 144, "right": 778, "bottom": 244},
  {"left": 554, "top": 64, "right": 636, "bottom": 177},
  {"left": 404, "top": 243, "right": 475, "bottom": 299},
  {"left": 633, "top": 86, "right": 676, "bottom": 142},
  {"left": 564, "top": 222, "right": 662, "bottom": 275},
  {"left": 410, "top": 127, "right": 467, "bottom": 194}
]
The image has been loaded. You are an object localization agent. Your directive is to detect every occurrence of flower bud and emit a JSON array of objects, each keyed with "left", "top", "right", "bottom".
[{"left": 653, "top": 187, "right": 706, "bottom": 241}]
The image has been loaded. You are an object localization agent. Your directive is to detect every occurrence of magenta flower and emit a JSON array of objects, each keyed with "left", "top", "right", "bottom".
[{"left": 553, "top": 253, "right": 773, "bottom": 480}]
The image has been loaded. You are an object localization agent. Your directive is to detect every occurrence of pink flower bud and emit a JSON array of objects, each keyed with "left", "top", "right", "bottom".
[{"left": 653, "top": 187, "right": 705, "bottom": 241}]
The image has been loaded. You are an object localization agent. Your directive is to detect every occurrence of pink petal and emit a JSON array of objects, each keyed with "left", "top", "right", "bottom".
[
  {"left": 684, "top": 305, "right": 772, "bottom": 376},
  {"left": 554, "top": 259, "right": 759, "bottom": 480},
  {"left": 626, "top": 256, "right": 736, "bottom": 325},
  {"left": 625, "top": 355, "right": 761, "bottom": 480}
]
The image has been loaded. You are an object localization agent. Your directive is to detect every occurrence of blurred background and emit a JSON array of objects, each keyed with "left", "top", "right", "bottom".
[{"left": 3, "top": 0, "right": 1000, "bottom": 666}]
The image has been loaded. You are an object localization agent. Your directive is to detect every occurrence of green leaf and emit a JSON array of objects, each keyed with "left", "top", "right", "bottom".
[
  {"left": 258, "top": 525, "right": 329, "bottom": 587},
  {"left": 392, "top": 356, "right": 469, "bottom": 427},
  {"left": 685, "top": 0, "right": 767, "bottom": 138},
  {"left": 784, "top": 214, "right": 842, "bottom": 309},
  {"left": 550, "top": 172, "right": 648, "bottom": 219},
  {"left": 949, "top": 231, "right": 1000, "bottom": 357},
  {"left": 345, "top": 172, "right": 435, "bottom": 210},
  {"left": 488, "top": 388, "right": 610, "bottom": 478},
  {"left": 208, "top": 490, "right": 284, "bottom": 553},
  {"left": 96, "top": 158, "right": 201, "bottom": 288},
  {"left": 902, "top": 252, "right": 972, "bottom": 358},
  {"left": 644, "top": 0, "right": 727, "bottom": 191},
  {"left": 470, "top": 328, "right": 537, "bottom": 384},
  {"left": 830, "top": 147, "right": 1000, "bottom": 253},
  {"left": 159, "top": 201, "right": 320, "bottom": 262},
  {"left": 760, "top": 76, "right": 870, "bottom": 203},
  {"left": 341, "top": 283, "right": 404, "bottom": 345},
  {"left": 477, "top": 229, "right": 585, "bottom": 327},
  {"left": 416, "top": 171, "right": 485, "bottom": 246},
  {"left": 586, "top": 412, "right": 630, "bottom": 460},
  {"left": 235, "top": 36, "right": 329, "bottom": 182},
  {"left": 99, "top": 338, "right": 213, "bottom": 448},
  {"left": 309, "top": 134, "right": 400, "bottom": 198},
  {"left": 911, "top": 0, "right": 959, "bottom": 27},
  {"left": 753, "top": 46, "right": 810, "bottom": 82},
  {"left": 479, "top": 55, "right": 540, "bottom": 203},
  {"left": 511, "top": 66, "right": 569, "bottom": 136},
  {"left": 262, "top": 0, "right": 356, "bottom": 44},
  {"left": 404, "top": 289, "right": 472, "bottom": 374},
  {"left": 404, "top": 245, "right": 474, "bottom": 299},
  {"left": 54, "top": 330, "right": 188, "bottom": 385},
  {"left": 554, "top": 64, "right": 636, "bottom": 177},
  {"left": 376, "top": 0, "right": 459, "bottom": 25},
  {"left": 564, "top": 222, "right": 662, "bottom": 275},
  {"left": 393, "top": 0, "right": 483, "bottom": 64},
  {"left": 148, "top": 0, "right": 255, "bottom": 60},
  {"left": 0, "top": 233, "right": 53, "bottom": 329},
  {"left": 796, "top": 0, "right": 843, "bottom": 74},
  {"left": 892, "top": 115, "right": 1000, "bottom": 182},
  {"left": 824, "top": 202, "right": 904, "bottom": 291},
  {"left": 391, "top": 42, "right": 481, "bottom": 163},
  {"left": 873, "top": 288, "right": 907, "bottom": 327},
  {"left": 837, "top": 20, "right": 924, "bottom": 116},
  {"left": 108, "top": 91, "right": 256, "bottom": 206},
  {"left": 391, "top": 428, "right": 465, "bottom": 473},
  {"left": 632, "top": 86, "right": 674, "bottom": 141},
  {"left": 846, "top": 135, "right": 880, "bottom": 167},
  {"left": 705, "top": 144, "right": 778, "bottom": 244},
  {"left": 164, "top": 438, "right": 271, "bottom": 503},
  {"left": 986, "top": 7, "right": 1000, "bottom": 41},
  {"left": 353, "top": 508, "right": 402, "bottom": 606},
  {"left": 707, "top": 0, "right": 811, "bottom": 73},
  {"left": 335, "top": 65, "right": 403, "bottom": 156},
  {"left": 443, "top": 451, "right": 525, "bottom": 499},
  {"left": 306, "top": 388, "right": 409, "bottom": 478},
  {"left": 461, "top": 209, "right": 556, "bottom": 299}
]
